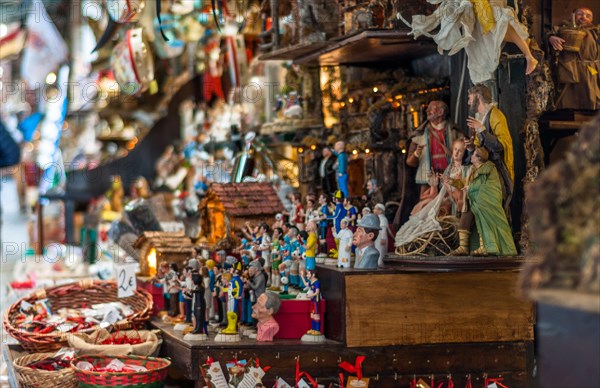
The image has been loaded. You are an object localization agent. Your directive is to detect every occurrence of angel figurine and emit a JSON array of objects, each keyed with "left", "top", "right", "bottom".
[{"left": 402, "top": 0, "right": 538, "bottom": 83}]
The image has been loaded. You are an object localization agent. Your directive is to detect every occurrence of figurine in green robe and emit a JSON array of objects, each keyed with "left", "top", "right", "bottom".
[{"left": 452, "top": 147, "right": 517, "bottom": 256}]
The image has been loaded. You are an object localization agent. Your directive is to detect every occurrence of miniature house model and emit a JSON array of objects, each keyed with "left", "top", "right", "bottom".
[
  {"left": 134, "top": 231, "right": 195, "bottom": 277},
  {"left": 198, "top": 182, "right": 285, "bottom": 250}
]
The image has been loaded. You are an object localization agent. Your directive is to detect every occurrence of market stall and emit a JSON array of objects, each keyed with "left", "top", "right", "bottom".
[{"left": 1, "top": 0, "right": 598, "bottom": 386}]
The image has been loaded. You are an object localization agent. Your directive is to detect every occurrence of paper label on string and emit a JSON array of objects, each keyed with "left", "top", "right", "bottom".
[
  {"left": 114, "top": 263, "right": 137, "bottom": 297},
  {"left": 204, "top": 361, "right": 229, "bottom": 388},
  {"left": 275, "top": 377, "right": 293, "bottom": 388},
  {"left": 347, "top": 376, "right": 370, "bottom": 387},
  {"left": 236, "top": 366, "right": 265, "bottom": 388},
  {"left": 487, "top": 384, "right": 499, "bottom": 388},
  {"left": 297, "top": 378, "right": 312, "bottom": 388}
]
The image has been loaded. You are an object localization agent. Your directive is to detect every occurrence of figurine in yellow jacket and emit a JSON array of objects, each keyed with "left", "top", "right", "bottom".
[{"left": 467, "top": 84, "right": 514, "bottom": 215}]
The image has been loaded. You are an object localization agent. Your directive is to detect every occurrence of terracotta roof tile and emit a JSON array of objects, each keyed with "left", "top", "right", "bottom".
[{"left": 207, "top": 182, "right": 285, "bottom": 218}]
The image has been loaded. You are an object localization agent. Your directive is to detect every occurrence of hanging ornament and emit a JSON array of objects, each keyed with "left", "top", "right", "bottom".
[
  {"left": 93, "top": 0, "right": 171, "bottom": 53},
  {"left": 106, "top": 0, "right": 146, "bottom": 23},
  {"left": 152, "top": 13, "right": 185, "bottom": 58},
  {"left": 111, "top": 28, "right": 155, "bottom": 95},
  {"left": 223, "top": 32, "right": 248, "bottom": 89}
]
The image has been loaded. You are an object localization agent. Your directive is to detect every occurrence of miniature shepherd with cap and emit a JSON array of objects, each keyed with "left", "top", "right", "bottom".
[{"left": 352, "top": 214, "right": 381, "bottom": 270}]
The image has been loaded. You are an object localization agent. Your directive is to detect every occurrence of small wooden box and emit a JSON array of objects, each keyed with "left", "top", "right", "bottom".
[{"left": 319, "top": 260, "right": 534, "bottom": 347}]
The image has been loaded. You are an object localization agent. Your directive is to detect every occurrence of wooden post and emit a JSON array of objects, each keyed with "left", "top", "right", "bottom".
[{"left": 36, "top": 201, "right": 43, "bottom": 255}]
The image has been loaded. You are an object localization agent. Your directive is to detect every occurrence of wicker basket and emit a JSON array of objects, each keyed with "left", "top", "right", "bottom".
[
  {"left": 3, "top": 279, "right": 153, "bottom": 352},
  {"left": 13, "top": 352, "right": 78, "bottom": 388},
  {"left": 71, "top": 355, "right": 171, "bottom": 388},
  {"left": 67, "top": 329, "right": 162, "bottom": 357}
]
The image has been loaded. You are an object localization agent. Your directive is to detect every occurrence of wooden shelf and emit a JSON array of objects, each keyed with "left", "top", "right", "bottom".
[
  {"left": 96, "top": 136, "right": 135, "bottom": 142},
  {"left": 295, "top": 29, "right": 436, "bottom": 66},
  {"left": 384, "top": 254, "right": 533, "bottom": 271},
  {"left": 258, "top": 41, "right": 329, "bottom": 61},
  {"left": 150, "top": 265, "right": 534, "bottom": 385},
  {"left": 547, "top": 120, "right": 588, "bottom": 130}
]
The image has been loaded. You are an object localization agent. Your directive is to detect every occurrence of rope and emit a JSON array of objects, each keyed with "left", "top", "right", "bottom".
[{"left": 454, "top": 55, "right": 467, "bottom": 123}]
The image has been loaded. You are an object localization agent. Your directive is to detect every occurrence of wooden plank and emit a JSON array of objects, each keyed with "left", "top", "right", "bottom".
[
  {"left": 295, "top": 29, "right": 436, "bottom": 66},
  {"left": 344, "top": 272, "right": 534, "bottom": 347},
  {"left": 258, "top": 42, "right": 329, "bottom": 61},
  {"left": 384, "top": 255, "right": 533, "bottom": 271},
  {"left": 547, "top": 120, "right": 587, "bottom": 130},
  {"left": 319, "top": 265, "right": 347, "bottom": 342}
]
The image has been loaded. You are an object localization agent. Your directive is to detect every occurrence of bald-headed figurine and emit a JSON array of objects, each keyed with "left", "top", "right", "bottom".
[
  {"left": 407, "top": 100, "right": 463, "bottom": 195},
  {"left": 548, "top": 7, "right": 599, "bottom": 110}
]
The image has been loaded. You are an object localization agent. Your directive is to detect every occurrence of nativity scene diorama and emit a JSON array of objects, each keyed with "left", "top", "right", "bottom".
[{"left": 79, "top": 0, "right": 599, "bottom": 352}]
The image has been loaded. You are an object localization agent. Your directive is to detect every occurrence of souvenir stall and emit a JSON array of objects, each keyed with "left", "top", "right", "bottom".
[{"left": 1, "top": 0, "right": 598, "bottom": 387}]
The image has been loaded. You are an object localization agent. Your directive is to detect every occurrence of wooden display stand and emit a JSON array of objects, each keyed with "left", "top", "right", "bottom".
[
  {"left": 320, "top": 258, "right": 534, "bottom": 347},
  {"left": 148, "top": 260, "right": 535, "bottom": 386}
]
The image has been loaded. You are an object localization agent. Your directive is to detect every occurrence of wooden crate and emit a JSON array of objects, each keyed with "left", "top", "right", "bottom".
[{"left": 319, "top": 261, "right": 534, "bottom": 347}]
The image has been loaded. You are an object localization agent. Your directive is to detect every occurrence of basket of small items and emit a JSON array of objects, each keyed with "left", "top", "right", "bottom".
[
  {"left": 3, "top": 279, "right": 153, "bottom": 352},
  {"left": 13, "top": 348, "right": 78, "bottom": 388},
  {"left": 71, "top": 355, "right": 171, "bottom": 388},
  {"left": 68, "top": 328, "right": 162, "bottom": 356}
]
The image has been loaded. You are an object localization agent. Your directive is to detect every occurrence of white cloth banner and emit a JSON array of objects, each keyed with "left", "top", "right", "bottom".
[{"left": 20, "top": 0, "right": 68, "bottom": 87}]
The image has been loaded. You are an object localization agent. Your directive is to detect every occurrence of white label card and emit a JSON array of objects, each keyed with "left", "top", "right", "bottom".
[
  {"left": 275, "top": 377, "right": 292, "bottom": 388},
  {"left": 205, "top": 362, "right": 229, "bottom": 388},
  {"left": 297, "top": 379, "right": 312, "bottom": 388},
  {"left": 115, "top": 263, "right": 137, "bottom": 298},
  {"left": 236, "top": 366, "right": 265, "bottom": 388}
]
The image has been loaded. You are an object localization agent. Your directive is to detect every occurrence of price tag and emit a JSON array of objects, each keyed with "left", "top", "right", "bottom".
[
  {"left": 115, "top": 263, "right": 137, "bottom": 298},
  {"left": 203, "top": 361, "right": 229, "bottom": 388},
  {"left": 297, "top": 379, "right": 312, "bottom": 388},
  {"left": 347, "top": 376, "right": 370, "bottom": 387},
  {"left": 237, "top": 366, "right": 265, "bottom": 388},
  {"left": 275, "top": 377, "right": 293, "bottom": 388}
]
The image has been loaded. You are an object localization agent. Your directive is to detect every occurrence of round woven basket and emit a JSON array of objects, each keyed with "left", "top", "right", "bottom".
[
  {"left": 71, "top": 354, "right": 171, "bottom": 388},
  {"left": 13, "top": 352, "right": 78, "bottom": 388},
  {"left": 3, "top": 279, "right": 153, "bottom": 352}
]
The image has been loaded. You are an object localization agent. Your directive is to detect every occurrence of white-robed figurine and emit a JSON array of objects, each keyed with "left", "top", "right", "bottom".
[
  {"left": 373, "top": 204, "right": 388, "bottom": 267},
  {"left": 403, "top": 0, "right": 538, "bottom": 83},
  {"left": 334, "top": 218, "right": 353, "bottom": 268}
]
